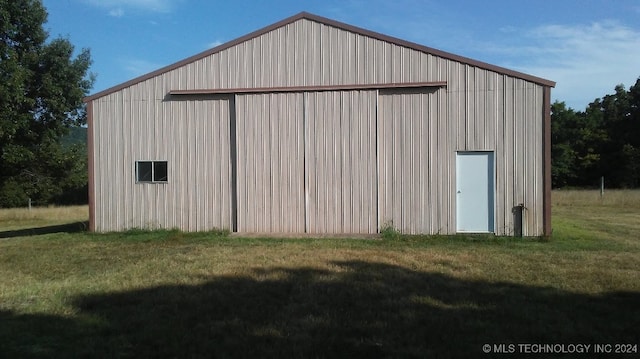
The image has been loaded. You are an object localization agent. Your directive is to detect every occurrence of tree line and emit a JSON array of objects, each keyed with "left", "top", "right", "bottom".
[
  {"left": 0, "top": 0, "right": 638, "bottom": 208},
  {"left": 552, "top": 79, "right": 640, "bottom": 188}
]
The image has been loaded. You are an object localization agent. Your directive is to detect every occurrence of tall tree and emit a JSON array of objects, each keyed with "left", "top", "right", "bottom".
[
  {"left": 551, "top": 101, "right": 581, "bottom": 187},
  {"left": 0, "top": 0, "right": 93, "bottom": 207},
  {"left": 551, "top": 101, "right": 607, "bottom": 188},
  {"left": 587, "top": 79, "right": 640, "bottom": 188},
  {"left": 625, "top": 78, "right": 640, "bottom": 187}
]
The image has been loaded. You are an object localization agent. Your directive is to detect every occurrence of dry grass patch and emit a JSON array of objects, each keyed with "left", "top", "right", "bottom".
[
  {"left": 0, "top": 205, "right": 88, "bottom": 231},
  {"left": 553, "top": 189, "right": 640, "bottom": 209}
]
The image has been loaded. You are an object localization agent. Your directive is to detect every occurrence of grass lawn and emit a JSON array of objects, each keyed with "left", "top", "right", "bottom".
[{"left": 1, "top": 191, "right": 639, "bottom": 358}]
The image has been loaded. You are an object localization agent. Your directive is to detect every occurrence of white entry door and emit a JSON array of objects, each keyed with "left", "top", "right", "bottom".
[{"left": 456, "top": 152, "right": 494, "bottom": 232}]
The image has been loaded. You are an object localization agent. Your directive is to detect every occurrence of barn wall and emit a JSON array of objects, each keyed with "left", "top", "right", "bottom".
[
  {"left": 233, "top": 90, "right": 379, "bottom": 234},
  {"left": 90, "top": 17, "right": 545, "bottom": 235},
  {"left": 91, "top": 94, "right": 233, "bottom": 232},
  {"left": 114, "top": 19, "right": 450, "bottom": 100},
  {"left": 377, "top": 87, "right": 452, "bottom": 234},
  {"left": 447, "top": 66, "right": 544, "bottom": 235},
  {"left": 304, "top": 90, "right": 378, "bottom": 233},
  {"left": 235, "top": 92, "right": 305, "bottom": 232}
]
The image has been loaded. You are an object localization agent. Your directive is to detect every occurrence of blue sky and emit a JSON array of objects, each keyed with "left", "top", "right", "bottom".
[{"left": 42, "top": 0, "right": 640, "bottom": 110}]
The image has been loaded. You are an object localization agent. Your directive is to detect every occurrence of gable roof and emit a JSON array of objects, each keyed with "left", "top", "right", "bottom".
[{"left": 84, "top": 12, "right": 555, "bottom": 102}]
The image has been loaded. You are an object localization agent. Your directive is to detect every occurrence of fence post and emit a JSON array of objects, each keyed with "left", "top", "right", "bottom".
[
  {"left": 28, "top": 197, "right": 32, "bottom": 211},
  {"left": 600, "top": 176, "right": 605, "bottom": 199}
]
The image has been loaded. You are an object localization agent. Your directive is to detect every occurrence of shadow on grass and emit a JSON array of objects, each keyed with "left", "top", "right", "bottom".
[
  {"left": 1, "top": 261, "right": 638, "bottom": 358},
  {"left": 0, "top": 221, "right": 88, "bottom": 239}
]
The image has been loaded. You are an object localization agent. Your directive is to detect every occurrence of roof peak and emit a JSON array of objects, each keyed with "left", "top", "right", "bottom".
[{"left": 85, "top": 11, "right": 554, "bottom": 102}]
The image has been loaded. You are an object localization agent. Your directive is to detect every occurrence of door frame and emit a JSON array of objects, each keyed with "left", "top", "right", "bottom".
[{"left": 455, "top": 151, "right": 495, "bottom": 233}]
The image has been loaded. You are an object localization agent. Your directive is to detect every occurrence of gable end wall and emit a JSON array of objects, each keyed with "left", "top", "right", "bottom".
[{"left": 89, "top": 18, "right": 547, "bottom": 235}]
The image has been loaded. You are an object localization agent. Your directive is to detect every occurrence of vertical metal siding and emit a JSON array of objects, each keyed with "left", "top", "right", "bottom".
[
  {"left": 92, "top": 94, "right": 232, "bottom": 232},
  {"left": 91, "top": 17, "right": 546, "bottom": 235},
  {"left": 304, "top": 91, "right": 378, "bottom": 233},
  {"left": 378, "top": 88, "right": 449, "bottom": 234},
  {"left": 151, "top": 19, "right": 452, "bottom": 92},
  {"left": 236, "top": 93, "right": 305, "bottom": 232}
]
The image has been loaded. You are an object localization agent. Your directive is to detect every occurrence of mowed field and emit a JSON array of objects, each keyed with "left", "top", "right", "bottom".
[{"left": 1, "top": 191, "right": 639, "bottom": 358}]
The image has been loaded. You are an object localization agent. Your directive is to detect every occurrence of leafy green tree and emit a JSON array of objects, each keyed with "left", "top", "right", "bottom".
[
  {"left": 587, "top": 79, "right": 640, "bottom": 188},
  {"left": 0, "top": 0, "right": 93, "bottom": 207},
  {"left": 624, "top": 78, "right": 640, "bottom": 187},
  {"left": 551, "top": 101, "right": 581, "bottom": 187},
  {"left": 551, "top": 101, "right": 606, "bottom": 188},
  {"left": 552, "top": 78, "right": 640, "bottom": 188}
]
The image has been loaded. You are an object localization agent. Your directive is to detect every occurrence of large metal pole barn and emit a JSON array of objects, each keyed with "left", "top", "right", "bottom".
[{"left": 84, "top": 12, "right": 555, "bottom": 236}]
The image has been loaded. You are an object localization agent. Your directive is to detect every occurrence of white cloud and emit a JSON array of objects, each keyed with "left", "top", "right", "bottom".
[
  {"left": 108, "top": 8, "right": 124, "bottom": 17},
  {"left": 82, "top": 0, "right": 177, "bottom": 14},
  {"left": 484, "top": 21, "right": 640, "bottom": 110},
  {"left": 120, "top": 58, "right": 165, "bottom": 77},
  {"left": 206, "top": 40, "right": 223, "bottom": 49}
]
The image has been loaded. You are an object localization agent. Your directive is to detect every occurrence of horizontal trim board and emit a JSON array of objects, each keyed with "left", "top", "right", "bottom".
[{"left": 168, "top": 82, "right": 448, "bottom": 96}]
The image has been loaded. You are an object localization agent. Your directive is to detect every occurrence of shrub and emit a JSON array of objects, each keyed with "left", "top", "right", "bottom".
[{"left": 380, "top": 221, "right": 402, "bottom": 240}]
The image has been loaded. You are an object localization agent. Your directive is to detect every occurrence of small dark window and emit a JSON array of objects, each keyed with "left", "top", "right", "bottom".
[
  {"left": 137, "top": 162, "right": 153, "bottom": 182},
  {"left": 136, "top": 161, "right": 168, "bottom": 183},
  {"left": 154, "top": 161, "right": 168, "bottom": 182}
]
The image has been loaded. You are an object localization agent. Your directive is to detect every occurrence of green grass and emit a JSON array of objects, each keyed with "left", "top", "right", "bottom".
[{"left": 1, "top": 192, "right": 639, "bottom": 358}]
